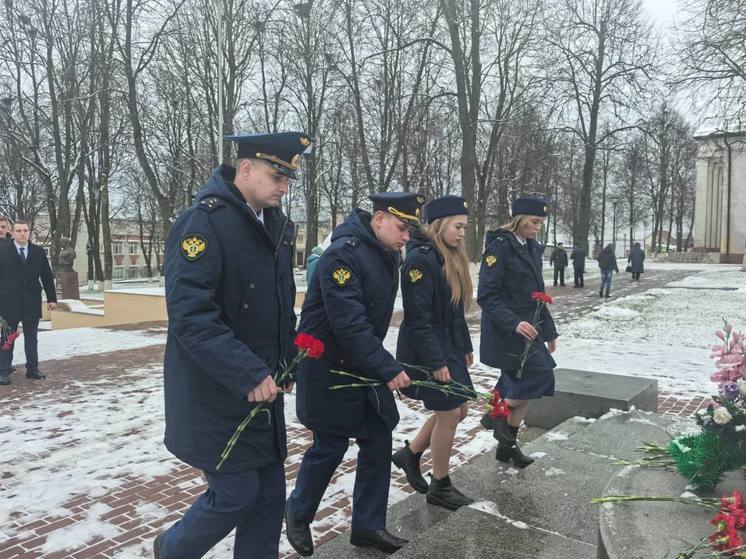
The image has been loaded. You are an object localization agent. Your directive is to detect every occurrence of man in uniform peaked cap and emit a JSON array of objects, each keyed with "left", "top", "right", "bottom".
[
  {"left": 156, "top": 131, "right": 311, "bottom": 558},
  {"left": 286, "top": 191, "right": 424, "bottom": 556}
]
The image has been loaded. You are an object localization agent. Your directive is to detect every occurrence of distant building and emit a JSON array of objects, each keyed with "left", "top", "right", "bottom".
[{"left": 692, "top": 126, "right": 746, "bottom": 263}]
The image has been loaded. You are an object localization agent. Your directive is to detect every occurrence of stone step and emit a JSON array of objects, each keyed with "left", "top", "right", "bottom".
[
  {"left": 313, "top": 410, "right": 684, "bottom": 558},
  {"left": 524, "top": 369, "right": 658, "bottom": 429}
]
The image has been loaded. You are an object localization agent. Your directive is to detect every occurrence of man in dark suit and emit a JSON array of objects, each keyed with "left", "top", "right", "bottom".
[{"left": 0, "top": 220, "right": 57, "bottom": 385}]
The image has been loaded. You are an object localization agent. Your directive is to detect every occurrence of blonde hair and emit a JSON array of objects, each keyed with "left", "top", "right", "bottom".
[
  {"left": 499, "top": 214, "right": 537, "bottom": 233},
  {"left": 423, "top": 216, "right": 473, "bottom": 310}
]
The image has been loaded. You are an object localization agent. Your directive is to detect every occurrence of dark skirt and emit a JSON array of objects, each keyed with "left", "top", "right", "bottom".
[
  {"left": 496, "top": 368, "right": 555, "bottom": 400},
  {"left": 401, "top": 357, "right": 473, "bottom": 411}
]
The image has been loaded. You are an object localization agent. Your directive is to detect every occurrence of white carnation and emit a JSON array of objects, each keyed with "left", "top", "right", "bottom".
[{"left": 713, "top": 407, "right": 733, "bottom": 425}]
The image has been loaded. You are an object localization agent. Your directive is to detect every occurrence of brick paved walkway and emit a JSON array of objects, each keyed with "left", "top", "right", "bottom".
[{"left": 0, "top": 268, "right": 711, "bottom": 559}]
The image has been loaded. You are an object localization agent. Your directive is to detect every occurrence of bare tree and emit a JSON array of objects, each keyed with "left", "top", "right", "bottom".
[{"left": 547, "top": 0, "right": 657, "bottom": 253}]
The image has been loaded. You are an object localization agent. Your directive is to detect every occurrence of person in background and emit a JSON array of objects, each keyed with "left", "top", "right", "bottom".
[
  {"left": 0, "top": 220, "right": 57, "bottom": 385},
  {"left": 393, "top": 195, "right": 475, "bottom": 510},
  {"left": 0, "top": 216, "right": 12, "bottom": 243},
  {"left": 549, "top": 242, "right": 568, "bottom": 287},
  {"left": 597, "top": 243, "right": 619, "bottom": 298},
  {"left": 570, "top": 244, "right": 586, "bottom": 288},
  {"left": 305, "top": 245, "right": 323, "bottom": 285},
  {"left": 628, "top": 242, "right": 645, "bottom": 281}
]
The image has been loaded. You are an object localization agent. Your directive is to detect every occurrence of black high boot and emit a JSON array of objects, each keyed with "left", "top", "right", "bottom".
[
  {"left": 604, "top": 288, "right": 610, "bottom": 298},
  {"left": 479, "top": 412, "right": 495, "bottom": 430},
  {"left": 599, "top": 288, "right": 604, "bottom": 297},
  {"left": 392, "top": 440, "right": 428, "bottom": 494},
  {"left": 426, "top": 475, "right": 474, "bottom": 511},
  {"left": 492, "top": 417, "right": 516, "bottom": 445}
]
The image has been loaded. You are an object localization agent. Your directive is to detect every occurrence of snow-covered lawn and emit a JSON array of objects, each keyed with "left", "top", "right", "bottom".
[
  {"left": 553, "top": 268, "right": 746, "bottom": 395},
  {"left": 8, "top": 326, "right": 167, "bottom": 365}
]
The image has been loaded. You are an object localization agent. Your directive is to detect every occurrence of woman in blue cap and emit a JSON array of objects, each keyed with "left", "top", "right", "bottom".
[
  {"left": 477, "top": 196, "right": 558, "bottom": 468},
  {"left": 392, "top": 195, "right": 475, "bottom": 510}
]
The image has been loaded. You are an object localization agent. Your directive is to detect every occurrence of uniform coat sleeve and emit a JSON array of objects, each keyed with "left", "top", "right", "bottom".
[
  {"left": 319, "top": 250, "right": 401, "bottom": 382},
  {"left": 165, "top": 210, "right": 270, "bottom": 401},
  {"left": 39, "top": 248, "right": 56, "bottom": 303},
  {"left": 477, "top": 246, "right": 521, "bottom": 335},
  {"left": 400, "top": 253, "right": 447, "bottom": 370}
]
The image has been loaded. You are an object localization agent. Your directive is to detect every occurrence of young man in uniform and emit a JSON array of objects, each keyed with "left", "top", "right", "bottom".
[
  {"left": 286, "top": 192, "right": 423, "bottom": 556},
  {"left": 156, "top": 132, "right": 311, "bottom": 559}
]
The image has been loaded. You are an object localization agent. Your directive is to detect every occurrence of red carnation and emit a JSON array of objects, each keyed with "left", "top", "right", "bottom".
[
  {"left": 1, "top": 331, "right": 20, "bottom": 351},
  {"left": 294, "top": 333, "right": 324, "bottom": 359},
  {"left": 489, "top": 388, "right": 511, "bottom": 419},
  {"left": 531, "top": 291, "right": 554, "bottom": 305}
]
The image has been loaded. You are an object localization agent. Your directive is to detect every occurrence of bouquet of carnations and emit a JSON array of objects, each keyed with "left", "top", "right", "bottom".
[
  {"left": 1, "top": 315, "right": 21, "bottom": 351},
  {"left": 620, "top": 320, "right": 746, "bottom": 490}
]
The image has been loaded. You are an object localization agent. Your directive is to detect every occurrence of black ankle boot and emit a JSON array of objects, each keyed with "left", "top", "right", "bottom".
[
  {"left": 495, "top": 441, "right": 512, "bottom": 463},
  {"left": 392, "top": 441, "right": 428, "bottom": 494},
  {"left": 507, "top": 425, "right": 534, "bottom": 468},
  {"left": 492, "top": 417, "right": 516, "bottom": 445},
  {"left": 599, "top": 288, "right": 604, "bottom": 297},
  {"left": 426, "top": 475, "right": 474, "bottom": 511},
  {"left": 604, "top": 289, "right": 610, "bottom": 298}
]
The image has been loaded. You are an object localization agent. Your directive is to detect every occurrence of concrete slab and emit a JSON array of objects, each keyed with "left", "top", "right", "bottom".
[
  {"left": 450, "top": 440, "right": 619, "bottom": 545},
  {"left": 598, "top": 468, "right": 744, "bottom": 559},
  {"left": 525, "top": 369, "right": 658, "bottom": 429},
  {"left": 557, "top": 409, "right": 680, "bottom": 461},
  {"left": 396, "top": 506, "right": 596, "bottom": 559}
]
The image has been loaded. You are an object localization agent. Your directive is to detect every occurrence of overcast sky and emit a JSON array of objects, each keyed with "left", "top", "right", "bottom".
[{"left": 641, "top": 0, "right": 681, "bottom": 29}]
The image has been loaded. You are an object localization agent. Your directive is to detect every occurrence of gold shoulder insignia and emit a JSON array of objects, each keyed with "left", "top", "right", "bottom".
[
  {"left": 408, "top": 268, "right": 423, "bottom": 284},
  {"left": 485, "top": 255, "right": 497, "bottom": 267},
  {"left": 332, "top": 266, "right": 352, "bottom": 286},
  {"left": 181, "top": 234, "right": 208, "bottom": 261}
]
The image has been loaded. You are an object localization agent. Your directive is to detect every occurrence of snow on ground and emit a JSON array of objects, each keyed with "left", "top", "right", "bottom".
[
  {"left": 8, "top": 326, "right": 167, "bottom": 365},
  {"left": 553, "top": 268, "right": 746, "bottom": 395}
]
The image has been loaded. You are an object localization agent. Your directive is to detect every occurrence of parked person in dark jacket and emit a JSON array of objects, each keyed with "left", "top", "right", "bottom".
[
  {"left": 596, "top": 243, "right": 619, "bottom": 298},
  {"left": 477, "top": 197, "right": 558, "bottom": 468},
  {"left": 286, "top": 192, "right": 422, "bottom": 557},
  {"left": 549, "top": 242, "right": 568, "bottom": 286},
  {"left": 155, "top": 132, "right": 311, "bottom": 559},
  {"left": 0, "top": 220, "right": 57, "bottom": 385},
  {"left": 392, "top": 195, "right": 474, "bottom": 510},
  {"left": 628, "top": 242, "right": 645, "bottom": 280},
  {"left": 570, "top": 245, "right": 586, "bottom": 288}
]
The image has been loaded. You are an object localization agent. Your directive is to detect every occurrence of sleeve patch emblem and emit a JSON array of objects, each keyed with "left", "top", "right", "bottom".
[
  {"left": 408, "top": 268, "right": 423, "bottom": 283},
  {"left": 332, "top": 267, "right": 352, "bottom": 286},
  {"left": 181, "top": 235, "right": 208, "bottom": 261},
  {"left": 485, "top": 255, "right": 497, "bottom": 267}
]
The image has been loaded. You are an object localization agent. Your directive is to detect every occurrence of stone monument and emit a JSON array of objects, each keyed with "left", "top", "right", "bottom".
[{"left": 56, "top": 237, "right": 80, "bottom": 300}]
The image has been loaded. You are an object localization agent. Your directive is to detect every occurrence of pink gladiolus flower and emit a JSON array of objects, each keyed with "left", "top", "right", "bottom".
[
  {"left": 716, "top": 330, "right": 726, "bottom": 341},
  {"left": 726, "top": 323, "right": 733, "bottom": 334},
  {"left": 711, "top": 371, "right": 728, "bottom": 383}
]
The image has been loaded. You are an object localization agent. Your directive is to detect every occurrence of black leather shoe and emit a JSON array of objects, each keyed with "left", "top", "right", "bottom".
[
  {"left": 285, "top": 504, "right": 313, "bottom": 557},
  {"left": 0, "top": 374, "right": 10, "bottom": 385},
  {"left": 153, "top": 532, "right": 164, "bottom": 559},
  {"left": 350, "top": 529, "right": 408, "bottom": 553},
  {"left": 25, "top": 370, "right": 46, "bottom": 380},
  {"left": 426, "top": 475, "right": 474, "bottom": 511},
  {"left": 495, "top": 441, "right": 512, "bottom": 463},
  {"left": 392, "top": 441, "right": 428, "bottom": 494}
]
